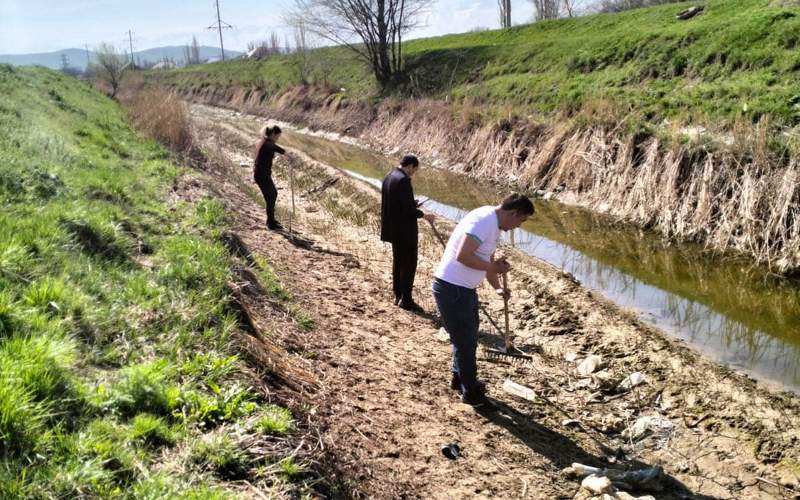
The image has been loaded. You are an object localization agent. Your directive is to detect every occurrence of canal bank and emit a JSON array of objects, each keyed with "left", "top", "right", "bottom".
[
  {"left": 216, "top": 105, "right": 800, "bottom": 393},
  {"left": 189, "top": 101, "right": 800, "bottom": 497}
]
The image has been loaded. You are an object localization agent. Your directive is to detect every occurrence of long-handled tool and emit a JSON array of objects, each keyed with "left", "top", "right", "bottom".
[
  {"left": 288, "top": 158, "right": 296, "bottom": 236},
  {"left": 427, "top": 219, "right": 533, "bottom": 364},
  {"left": 502, "top": 273, "right": 512, "bottom": 351}
]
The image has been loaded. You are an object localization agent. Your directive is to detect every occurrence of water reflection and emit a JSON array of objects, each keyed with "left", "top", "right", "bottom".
[{"left": 280, "top": 129, "right": 800, "bottom": 391}]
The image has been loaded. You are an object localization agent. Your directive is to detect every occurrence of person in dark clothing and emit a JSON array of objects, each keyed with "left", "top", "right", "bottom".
[
  {"left": 380, "top": 155, "right": 435, "bottom": 311},
  {"left": 253, "top": 125, "right": 286, "bottom": 230}
]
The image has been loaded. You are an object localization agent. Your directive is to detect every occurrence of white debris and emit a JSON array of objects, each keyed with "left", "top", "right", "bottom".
[
  {"left": 502, "top": 379, "right": 538, "bottom": 402},
  {"left": 581, "top": 474, "right": 613, "bottom": 495},
  {"left": 435, "top": 327, "right": 450, "bottom": 343},
  {"left": 577, "top": 355, "right": 603, "bottom": 376},
  {"left": 624, "top": 415, "right": 674, "bottom": 441},
  {"left": 616, "top": 493, "right": 656, "bottom": 500},
  {"left": 570, "top": 463, "right": 600, "bottom": 477},
  {"left": 564, "top": 351, "right": 579, "bottom": 362},
  {"left": 618, "top": 372, "right": 646, "bottom": 391}
]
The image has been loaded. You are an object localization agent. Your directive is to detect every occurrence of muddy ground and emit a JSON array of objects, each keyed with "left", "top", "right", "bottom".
[{"left": 184, "top": 103, "right": 800, "bottom": 499}]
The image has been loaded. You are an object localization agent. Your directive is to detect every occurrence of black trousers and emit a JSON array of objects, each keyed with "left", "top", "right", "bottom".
[
  {"left": 392, "top": 239, "right": 418, "bottom": 304},
  {"left": 255, "top": 176, "right": 278, "bottom": 225}
]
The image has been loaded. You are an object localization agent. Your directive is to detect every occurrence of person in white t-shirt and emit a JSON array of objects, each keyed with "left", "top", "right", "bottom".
[{"left": 432, "top": 194, "right": 534, "bottom": 409}]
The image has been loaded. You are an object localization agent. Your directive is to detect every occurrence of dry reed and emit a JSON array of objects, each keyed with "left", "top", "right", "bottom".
[
  {"left": 179, "top": 86, "right": 800, "bottom": 274},
  {"left": 124, "top": 88, "right": 195, "bottom": 154}
]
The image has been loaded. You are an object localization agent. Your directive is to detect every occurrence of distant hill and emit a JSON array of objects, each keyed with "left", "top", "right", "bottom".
[
  {"left": 0, "top": 46, "right": 243, "bottom": 71},
  {"left": 0, "top": 48, "right": 92, "bottom": 71}
]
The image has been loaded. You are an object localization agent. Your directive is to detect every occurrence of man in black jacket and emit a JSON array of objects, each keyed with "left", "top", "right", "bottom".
[{"left": 380, "top": 155, "right": 435, "bottom": 311}]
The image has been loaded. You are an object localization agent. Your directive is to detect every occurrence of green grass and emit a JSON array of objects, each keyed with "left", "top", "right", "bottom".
[
  {"left": 254, "top": 405, "right": 294, "bottom": 436},
  {"left": 0, "top": 65, "right": 308, "bottom": 496},
  {"left": 153, "top": 0, "right": 800, "bottom": 130}
]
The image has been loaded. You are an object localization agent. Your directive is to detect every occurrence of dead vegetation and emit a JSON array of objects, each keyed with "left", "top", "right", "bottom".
[
  {"left": 175, "top": 84, "right": 800, "bottom": 275},
  {"left": 182, "top": 102, "right": 800, "bottom": 498},
  {"left": 123, "top": 86, "right": 195, "bottom": 154}
]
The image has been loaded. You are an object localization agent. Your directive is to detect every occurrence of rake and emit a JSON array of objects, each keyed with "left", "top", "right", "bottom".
[{"left": 427, "top": 219, "right": 533, "bottom": 365}]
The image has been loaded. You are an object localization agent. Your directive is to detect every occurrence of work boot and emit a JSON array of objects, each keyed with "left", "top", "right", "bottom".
[
  {"left": 267, "top": 221, "right": 284, "bottom": 230},
  {"left": 461, "top": 385, "right": 494, "bottom": 410},
  {"left": 398, "top": 300, "right": 424, "bottom": 313},
  {"left": 451, "top": 374, "right": 486, "bottom": 395},
  {"left": 450, "top": 372, "right": 461, "bottom": 392}
]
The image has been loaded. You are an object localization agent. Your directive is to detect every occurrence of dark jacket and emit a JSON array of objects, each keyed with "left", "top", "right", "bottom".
[
  {"left": 380, "top": 167, "right": 423, "bottom": 243},
  {"left": 253, "top": 138, "right": 285, "bottom": 181}
]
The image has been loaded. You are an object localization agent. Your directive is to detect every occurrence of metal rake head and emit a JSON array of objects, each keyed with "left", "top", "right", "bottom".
[{"left": 483, "top": 346, "right": 535, "bottom": 365}]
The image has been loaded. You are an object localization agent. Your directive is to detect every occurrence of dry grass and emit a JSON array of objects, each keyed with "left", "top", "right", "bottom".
[
  {"left": 174, "top": 86, "right": 800, "bottom": 274},
  {"left": 361, "top": 101, "right": 800, "bottom": 274},
  {"left": 124, "top": 88, "right": 194, "bottom": 154}
]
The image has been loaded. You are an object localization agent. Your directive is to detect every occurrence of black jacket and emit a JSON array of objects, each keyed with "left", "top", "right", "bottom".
[
  {"left": 380, "top": 167, "right": 423, "bottom": 243},
  {"left": 253, "top": 138, "right": 285, "bottom": 181}
]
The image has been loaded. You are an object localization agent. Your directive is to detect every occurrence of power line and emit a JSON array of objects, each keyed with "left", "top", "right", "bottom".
[
  {"left": 207, "top": 0, "right": 233, "bottom": 61},
  {"left": 125, "top": 29, "right": 135, "bottom": 65}
]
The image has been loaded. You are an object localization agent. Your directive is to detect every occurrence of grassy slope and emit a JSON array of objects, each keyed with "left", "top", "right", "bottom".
[
  {"left": 157, "top": 0, "right": 800, "bottom": 129},
  {"left": 0, "top": 66, "right": 306, "bottom": 497}
]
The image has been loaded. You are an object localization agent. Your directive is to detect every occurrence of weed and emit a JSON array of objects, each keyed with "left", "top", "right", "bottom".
[
  {"left": 190, "top": 434, "right": 250, "bottom": 480},
  {"left": 254, "top": 405, "right": 294, "bottom": 436},
  {"left": 278, "top": 456, "right": 307, "bottom": 479},
  {"left": 181, "top": 383, "right": 257, "bottom": 428},
  {"left": 252, "top": 255, "right": 291, "bottom": 302},
  {"left": 180, "top": 352, "right": 239, "bottom": 385},
  {"left": 128, "top": 413, "right": 177, "bottom": 447},
  {"left": 105, "top": 360, "right": 181, "bottom": 417}
]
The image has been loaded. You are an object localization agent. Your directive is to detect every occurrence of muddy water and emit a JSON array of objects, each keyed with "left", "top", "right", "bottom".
[{"left": 278, "top": 128, "right": 800, "bottom": 392}]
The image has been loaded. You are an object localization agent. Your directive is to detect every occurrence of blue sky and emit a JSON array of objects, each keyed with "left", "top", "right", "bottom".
[{"left": 0, "top": 0, "right": 536, "bottom": 54}]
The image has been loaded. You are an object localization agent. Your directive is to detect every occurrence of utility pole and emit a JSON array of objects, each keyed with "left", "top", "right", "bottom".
[
  {"left": 60, "top": 53, "right": 70, "bottom": 71},
  {"left": 125, "top": 29, "right": 135, "bottom": 67},
  {"left": 207, "top": 0, "right": 233, "bottom": 61},
  {"left": 84, "top": 44, "right": 91, "bottom": 67}
]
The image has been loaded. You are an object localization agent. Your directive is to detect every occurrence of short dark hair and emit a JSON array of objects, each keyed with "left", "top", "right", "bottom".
[
  {"left": 500, "top": 193, "right": 534, "bottom": 215},
  {"left": 400, "top": 155, "right": 419, "bottom": 168},
  {"left": 270, "top": 125, "right": 282, "bottom": 136}
]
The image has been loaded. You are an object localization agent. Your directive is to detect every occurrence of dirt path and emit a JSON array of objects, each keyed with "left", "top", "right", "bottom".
[{"left": 188, "top": 103, "right": 800, "bottom": 499}]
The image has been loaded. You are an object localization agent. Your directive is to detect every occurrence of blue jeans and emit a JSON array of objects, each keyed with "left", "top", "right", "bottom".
[{"left": 432, "top": 278, "right": 480, "bottom": 393}]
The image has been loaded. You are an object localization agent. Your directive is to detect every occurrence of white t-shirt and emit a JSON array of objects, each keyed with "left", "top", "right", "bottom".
[{"left": 434, "top": 206, "right": 500, "bottom": 289}]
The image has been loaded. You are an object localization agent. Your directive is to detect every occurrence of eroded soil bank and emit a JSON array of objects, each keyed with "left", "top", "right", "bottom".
[
  {"left": 183, "top": 102, "right": 800, "bottom": 499},
  {"left": 164, "top": 82, "right": 800, "bottom": 275}
]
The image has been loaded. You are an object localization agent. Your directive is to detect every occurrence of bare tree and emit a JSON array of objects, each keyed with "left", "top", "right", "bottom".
[
  {"left": 562, "top": 0, "right": 577, "bottom": 17},
  {"left": 287, "top": 0, "right": 433, "bottom": 88},
  {"left": 292, "top": 20, "right": 313, "bottom": 83},
  {"left": 92, "top": 43, "right": 128, "bottom": 98},
  {"left": 498, "top": 0, "right": 511, "bottom": 28},
  {"left": 269, "top": 32, "right": 281, "bottom": 54},
  {"left": 530, "top": 0, "right": 560, "bottom": 20}
]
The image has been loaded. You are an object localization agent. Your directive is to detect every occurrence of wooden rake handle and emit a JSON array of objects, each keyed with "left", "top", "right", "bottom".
[
  {"left": 502, "top": 272, "right": 511, "bottom": 350},
  {"left": 427, "top": 219, "right": 447, "bottom": 247}
]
